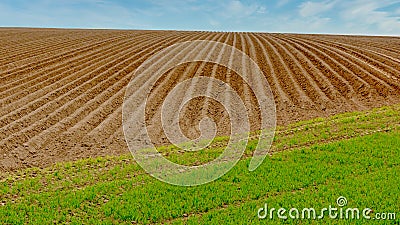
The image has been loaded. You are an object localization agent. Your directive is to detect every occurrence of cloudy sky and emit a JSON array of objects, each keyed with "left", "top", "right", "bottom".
[{"left": 1, "top": 0, "right": 399, "bottom": 35}]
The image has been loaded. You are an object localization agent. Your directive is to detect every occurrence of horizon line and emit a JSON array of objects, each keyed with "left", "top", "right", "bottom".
[{"left": 1, "top": 26, "right": 399, "bottom": 37}]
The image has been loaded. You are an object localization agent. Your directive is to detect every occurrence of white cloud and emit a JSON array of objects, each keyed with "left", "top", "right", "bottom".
[
  {"left": 340, "top": 0, "right": 400, "bottom": 34},
  {"left": 201, "top": 0, "right": 268, "bottom": 30},
  {"left": 276, "top": 0, "right": 290, "bottom": 8},
  {"left": 1, "top": 0, "right": 399, "bottom": 35},
  {"left": 299, "top": 0, "right": 337, "bottom": 17},
  {"left": 225, "top": 0, "right": 258, "bottom": 17}
]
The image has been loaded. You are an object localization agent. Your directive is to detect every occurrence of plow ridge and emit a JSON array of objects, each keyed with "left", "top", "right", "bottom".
[
  {"left": 290, "top": 36, "right": 397, "bottom": 98},
  {"left": 0, "top": 31, "right": 111, "bottom": 65},
  {"left": 0, "top": 33, "right": 189, "bottom": 152},
  {"left": 0, "top": 33, "right": 158, "bottom": 100},
  {"left": 0, "top": 29, "right": 399, "bottom": 171}
]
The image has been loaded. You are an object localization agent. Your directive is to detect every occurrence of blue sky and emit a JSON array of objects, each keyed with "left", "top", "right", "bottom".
[{"left": 1, "top": 0, "right": 399, "bottom": 35}]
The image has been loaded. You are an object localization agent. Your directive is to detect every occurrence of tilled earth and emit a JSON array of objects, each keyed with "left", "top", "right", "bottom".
[{"left": 1, "top": 28, "right": 399, "bottom": 171}]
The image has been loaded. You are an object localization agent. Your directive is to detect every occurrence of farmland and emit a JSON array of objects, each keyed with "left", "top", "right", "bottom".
[
  {"left": 0, "top": 28, "right": 400, "bottom": 224},
  {"left": 1, "top": 28, "right": 399, "bottom": 171}
]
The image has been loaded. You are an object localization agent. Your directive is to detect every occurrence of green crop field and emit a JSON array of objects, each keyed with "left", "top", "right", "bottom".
[{"left": 1, "top": 104, "right": 399, "bottom": 224}]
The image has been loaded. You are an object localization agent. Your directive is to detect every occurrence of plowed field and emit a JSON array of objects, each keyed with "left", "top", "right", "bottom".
[{"left": 1, "top": 28, "right": 399, "bottom": 171}]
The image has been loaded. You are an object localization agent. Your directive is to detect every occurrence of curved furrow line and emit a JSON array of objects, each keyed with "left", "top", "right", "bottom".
[
  {"left": 282, "top": 35, "right": 372, "bottom": 101},
  {"left": 101, "top": 32, "right": 224, "bottom": 148},
  {"left": 239, "top": 33, "right": 263, "bottom": 131},
  {"left": 0, "top": 33, "right": 162, "bottom": 117},
  {"left": 35, "top": 31, "right": 206, "bottom": 149},
  {"left": 182, "top": 32, "right": 232, "bottom": 139},
  {"left": 0, "top": 31, "right": 115, "bottom": 67},
  {"left": 257, "top": 34, "right": 313, "bottom": 107},
  {"left": 0, "top": 32, "right": 70, "bottom": 54},
  {"left": 304, "top": 35, "right": 400, "bottom": 55},
  {"left": 0, "top": 34, "right": 159, "bottom": 91},
  {"left": 1, "top": 33, "right": 129, "bottom": 83},
  {"left": 306, "top": 35, "right": 400, "bottom": 68},
  {"left": 0, "top": 35, "right": 133, "bottom": 98},
  {"left": 299, "top": 37, "right": 400, "bottom": 94},
  {"left": 0, "top": 32, "right": 137, "bottom": 82},
  {"left": 247, "top": 34, "right": 291, "bottom": 107},
  {"left": 85, "top": 67, "right": 180, "bottom": 150},
  {"left": 1, "top": 32, "right": 156, "bottom": 69},
  {"left": 288, "top": 35, "right": 398, "bottom": 98},
  {"left": 144, "top": 32, "right": 221, "bottom": 123},
  {"left": 187, "top": 33, "right": 230, "bottom": 136},
  {"left": 119, "top": 33, "right": 217, "bottom": 127},
  {"left": 84, "top": 32, "right": 214, "bottom": 145},
  {"left": 239, "top": 33, "right": 254, "bottom": 111},
  {"left": 307, "top": 36, "right": 400, "bottom": 75},
  {"left": 0, "top": 30, "right": 61, "bottom": 47},
  {"left": 271, "top": 34, "right": 357, "bottom": 102},
  {"left": 146, "top": 33, "right": 226, "bottom": 145},
  {"left": 0, "top": 31, "right": 105, "bottom": 63},
  {"left": 210, "top": 32, "right": 236, "bottom": 131},
  {"left": 0, "top": 31, "right": 149, "bottom": 66},
  {"left": 0, "top": 33, "right": 182, "bottom": 135},
  {"left": 27, "top": 74, "right": 127, "bottom": 152},
  {"left": 115, "top": 32, "right": 221, "bottom": 148},
  {"left": 0, "top": 36, "right": 113, "bottom": 72},
  {"left": 0, "top": 33, "right": 137, "bottom": 81},
  {"left": 0, "top": 30, "right": 116, "bottom": 49},
  {"left": 334, "top": 39, "right": 400, "bottom": 57},
  {"left": 0, "top": 30, "right": 31, "bottom": 39},
  {"left": 219, "top": 32, "right": 237, "bottom": 131},
  {"left": 0, "top": 32, "right": 158, "bottom": 103},
  {"left": 332, "top": 36, "right": 400, "bottom": 55},
  {"left": 0, "top": 28, "right": 63, "bottom": 39},
  {"left": 269, "top": 35, "right": 345, "bottom": 104},
  {"left": 33, "top": 32, "right": 209, "bottom": 151},
  {"left": 3, "top": 30, "right": 116, "bottom": 50},
  {"left": 328, "top": 42, "right": 400, "bottom": 83},
  {"left": 68, "top": 32, "right": 214, "bottom": 152},
  {"left": 262, "top": 34, "right": 332, "bottom": 108},
  {"left": 0, "top": 33, "right": 190, "bottom": 155}
]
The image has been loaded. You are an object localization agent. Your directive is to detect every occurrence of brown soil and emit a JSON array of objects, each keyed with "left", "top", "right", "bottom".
[{"left": 1, "top": 28, "right": 399, "bottom": 171}]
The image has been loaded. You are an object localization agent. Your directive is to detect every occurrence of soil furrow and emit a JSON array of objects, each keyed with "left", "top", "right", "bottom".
[
  {"left": 289, "top": 36, "right": 397, "bottom": 98},
  {"left": 269, "top": 35, "right": 343, "bottom": 104},
  {"left": 300, "top": 37, "right": 400, "bottom": 95},
  {"left": 308, "top": 36, "right": 400, "bottom": 79},
  {"left": 262, "top": 35, "right": 330, "bottom": 109},
  {"left": 283, "top": 35, "right": 372, "bottom": 102},
  {"left": 0, "top": 33, "right": 139, "bottom": 81},
  {"left": 0, "top": 34, "right": 189, "bottom": 170},
  {"left": 84, "top": 32, "right": 212, "bottom": 145},
  {"left": 0, "top": 32, "right": 158, "bottom": 101},
  {"left": 0, "top": 33, "right": 167, "bottom": 123},
  {"left": 0, "top": 31, "right": 113, "bottom": 66},
  {"left": 248, "top": 33, "right": 291, "bottom": 107},
  {"left": 0, "top": 34, "right": 185, "bottom": 146},
  {"left": 1, "top": 29, "right": 399, "bottom": 171},
  {"left": 257, "top": 34, "right": 312, "bottom": 107}
]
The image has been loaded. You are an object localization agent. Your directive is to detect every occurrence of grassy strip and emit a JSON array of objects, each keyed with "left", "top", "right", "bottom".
[
  {"left": 170, "top": 132, "right": 400, "bottom": 224},
  {"left": 1, "top": 128, "right": 399, "bottom": 224}
]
